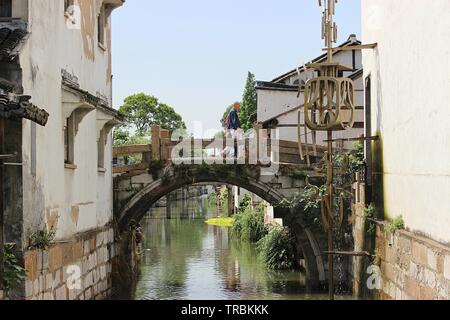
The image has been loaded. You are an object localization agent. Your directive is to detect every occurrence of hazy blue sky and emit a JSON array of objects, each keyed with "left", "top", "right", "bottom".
[{"left": 112, "top": 0, "right": 361, "bottom": 134}]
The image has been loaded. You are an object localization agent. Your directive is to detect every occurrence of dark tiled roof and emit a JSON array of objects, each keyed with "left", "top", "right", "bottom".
[
  {"left": 271, "top": 36, "right": 361, "bottom": 83},
  {"left": 256, "top": 81, "right": 299, "bottom": 92},
  {"left": 0, "top": 91, "right": 49, "bottom": 126},
  {"left": 0, "top": 19, "right": 28, "bottom": 61}
]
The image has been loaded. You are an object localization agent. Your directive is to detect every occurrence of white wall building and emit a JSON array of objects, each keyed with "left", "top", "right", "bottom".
[
  {"left": 356, "top": 0, "right": 450, "bottom": 300},
  {"left": 256, "top": 35, "right": 365, "bottom": 149},
  {"left": 0, "top": 0, "right": 124, "bottom": 300}
]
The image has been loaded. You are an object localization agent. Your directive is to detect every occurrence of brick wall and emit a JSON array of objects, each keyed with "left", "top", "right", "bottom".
[
  {"left": 23, "top": 227, "right": 116, "bottom": 300},
  {"left": 352, "top": 181, "right": 450, "bottom": 300},
  {"left": 376, "top": 225, "right": 450, "bottom": 300}
]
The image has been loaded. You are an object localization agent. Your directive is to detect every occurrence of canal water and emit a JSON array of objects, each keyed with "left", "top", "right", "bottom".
[{"left": 133, "top": 196, "right": 342, "bottom": 300}]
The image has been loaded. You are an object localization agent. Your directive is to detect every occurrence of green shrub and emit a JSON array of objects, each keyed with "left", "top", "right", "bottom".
[
  {"left": 28, "top": 228, "right": 56, "bottom": 251},
  {"left": 257, "top": 225, "right": 298, "bottom": 270},
  {"left": 387, "top": 215, "right": 405, "bottom": 233},
  {"left": 2, "top": 244, "right": 27, "bottom": 294},
  {"left": 231, "top": 205, "right": 267, "bottom": 243},
  {"left": 239, "top": 194, "right": 252, "bottom": 213}
]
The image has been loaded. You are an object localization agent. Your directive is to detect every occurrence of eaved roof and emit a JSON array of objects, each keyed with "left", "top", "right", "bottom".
[
  {"left": 0, "top": 19, "right": 28, "bottom": 62},
  {"left": 271, "top": 34, "right": 361, "bottom": 83}
]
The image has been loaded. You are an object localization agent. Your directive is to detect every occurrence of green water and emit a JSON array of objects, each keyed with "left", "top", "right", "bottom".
[{"left": 133, "top": 196, "right": 347, "bottom": 300}]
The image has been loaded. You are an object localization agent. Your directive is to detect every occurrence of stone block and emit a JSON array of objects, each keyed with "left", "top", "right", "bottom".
[
  {"left": 36, "top": 251, "right": 43, "bottom": 273},
  {"left": 53, "top": 269, "right": 61, "bottom": 288},
  {"left": 68, "top": 287, "right": 77, "bottom": 301},
  {"left": 48, "top": 246, "right": 63, "bottom": 272},
  {"left": 25, "top": 280, "right": 34, "bottom": 298},
  {"left": 61, "top": 243, "right": 74, "bottom": 266},
  {"left": 385, "top": 243, "right": 396, "bottom": 264},
  {"left": 45, "top": 273, "right": 53, "bottom": 291},
  {"left": 84, "top": 272, "right": 93, "bottom": 289},
  {"left": 96, "top": 232, "right": 104, "bottom": 247},
  {"left": 427, "top": 249, "right": 438, "bottom": 271},
  {"left": 444, "top": 255, "right": 450, "bottom": 280},
  {"left": 55, "top": 286, "right": 67, "bottom": 300},
  {"left": 83, "top": 240, "right": 90, "bottom": 256},
  {"left": 82, "top": 257, "right": 90, "bottom": 274},
  {"left": 89, "top": 238, "right": 97, "bottom": 253},
  {"left": 43, "top": 292, "right": 54, "bottom": 300},
  {"left": 84, "top": 288, "right": 92, "bottom": 300},
  {"left": 42, "top": 251, "right": 49, "bottom": 271},
  {"left": 420, "top": 285, "right": 435, "bottom": 300},
  {"left": 73, "top": 241, "right": 83, "bottom": 260},
  {"left": 404, "top": 277, "right": 421, "bottom": 300},
  {"left": 33, "top": 279, "right": 39, "bottom": 296},
  {"left": 39, "top": 275, "right": 45, "bottom": 293},
  {"left": 100, "top": 265, "right": 106, "bottom": 280},
  {"left": 24, "top": 250, "right": 38, "bottom": 280},
  {"left": 88, "top": 253, "right": 97, "bottom": 270},
  {"left": 398, "top": 235, "right": 412, "bottom": 255},
  {"left": 424, "top": 269, "right": 436, "bottom": 288},
  {"left": 412, "top": 242, "right": 428, "bottom": 266},
  {"left": 383, "top": 263, "right": 396, "bottom": 283}
]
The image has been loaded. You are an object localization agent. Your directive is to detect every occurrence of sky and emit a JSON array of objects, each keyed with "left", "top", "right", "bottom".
[{"left": 112, "top": 0, "right": 361, "bottom": 135}]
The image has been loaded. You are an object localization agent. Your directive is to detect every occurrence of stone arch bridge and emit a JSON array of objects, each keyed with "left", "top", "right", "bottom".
[{"left": 112, "top": 126, "right": 328, "bottom": 288}]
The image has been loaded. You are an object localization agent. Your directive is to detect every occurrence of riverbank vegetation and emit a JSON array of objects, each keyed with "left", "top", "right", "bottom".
[
  {"left": 230, "top": 197, "right": 298, "bottom": 271},
  {"left": 205, "top": 217, "right": 235, "bottom": 228},
  {"left": 257, "top": 225, "right": 298, "bottom": 270}
]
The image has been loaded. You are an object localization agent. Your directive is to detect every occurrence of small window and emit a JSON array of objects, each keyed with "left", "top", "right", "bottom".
[
  {"left": 64, "top": 115, "right": 75, "bottom": 165},
  {"left": 64, "top": 0, "right": 74, "bottom": 15},
  {"left": 0, "top": 0, "right": 12, "bottom": 18},
  {"left": 97, "top": 129, "right": 106, "bottom": 169},
  {"left": 98, "top": 5, "right": 106, "bottom": 46}
]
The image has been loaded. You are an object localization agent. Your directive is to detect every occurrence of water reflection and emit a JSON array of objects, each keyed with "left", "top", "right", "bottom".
[{"left": 134, "top": 196, "right": 337, "bottom": 300}]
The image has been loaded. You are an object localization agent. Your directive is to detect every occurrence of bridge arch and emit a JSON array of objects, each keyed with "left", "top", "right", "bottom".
[
  {"left": 115, "top": 164, "right": 325, "bottom": 289},
  {"left": 116, "top": 165, "right": 286, "bottom": 229}
]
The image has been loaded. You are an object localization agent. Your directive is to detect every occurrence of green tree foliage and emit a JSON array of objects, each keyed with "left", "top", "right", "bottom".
[
  {"left": 239, "top": 72, "right": 257, "bottom": 131},
  {"left": 114, "top": 93, "right": 186, "bottom": 147},
  {"left": 220, "top": 104, "right": 233, "bottom": 129},
  {"left": 2, "top": 244, "right": 27, "bottom": 294},
  {"left": 220, "top": 72, "right": 257, "bottom": 131}
]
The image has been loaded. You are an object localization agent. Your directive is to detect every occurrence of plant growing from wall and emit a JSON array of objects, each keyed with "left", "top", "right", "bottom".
[
  {"left": 278, "top": 185, "right": 327, "bottom": 232},
  {"left": 28, "top": 227, "right": 56, "bottom": 251},
  {"left": 386, "top": 215, "right": 405, "bottom": 234},
  {"left": 347, "top": 142, "right": 365, "bottom": 174},
  {"left": 2, "top": 244, "right": 27, "bottom": 295},
  {"left": 257, "top": 225, "right": 298, "bottom": 270},
  {"left": 364, "top": 203, "right": 377, "bottom": 236}
]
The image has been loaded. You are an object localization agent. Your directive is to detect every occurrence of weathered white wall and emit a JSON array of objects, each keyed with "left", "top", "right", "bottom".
[
  {"left": 257, "top": 76, "right": 364, "bottom": 147},
  {"left": 18, "top": 0, "right": 120, "bottom": 243},
  {"left": 257, "top": 48, "right": 365, "bottom": 148},
  {"left": 362, "top": 0, "right": 450, "bottom": 243}
]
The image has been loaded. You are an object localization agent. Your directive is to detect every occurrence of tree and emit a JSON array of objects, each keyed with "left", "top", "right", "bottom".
[
  {"left": 118, "top": 93, "right": 186, "bottom": 136},
  {"left": 114, "top": 93, "right": 186, "bottom": 146},
  {"left": 239, "top": 72, "right": 257, "bottom": 131},
  {"left": 220, "top": 104, "right": 233, "bottom": 129}
]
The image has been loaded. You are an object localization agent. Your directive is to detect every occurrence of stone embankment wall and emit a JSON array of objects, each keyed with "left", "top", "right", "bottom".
[
  {"left": 23, "top": 227, "right": 115, "bottom": 300},
  {"left": 352, "top": 181, "right": 450, "bottom": 300}
]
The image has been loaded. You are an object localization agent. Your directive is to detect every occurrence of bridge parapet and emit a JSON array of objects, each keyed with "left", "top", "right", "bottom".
[{"left": 113, "top": 126, "right": 326, "bottom": 176}]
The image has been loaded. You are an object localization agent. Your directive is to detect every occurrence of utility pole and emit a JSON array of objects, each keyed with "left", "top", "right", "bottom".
[{"left": 303, "top": 0, "right": 357, "bottom": 300}]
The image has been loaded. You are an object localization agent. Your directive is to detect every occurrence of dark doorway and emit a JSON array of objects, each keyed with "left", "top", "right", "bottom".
[{"left": 0, "top": 0, "right": 12, "bottom": 18}]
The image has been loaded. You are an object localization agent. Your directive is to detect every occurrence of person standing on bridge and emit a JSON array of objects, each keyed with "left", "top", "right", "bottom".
[{"left": 225, "top": 102, "right": 242, "bottom": 157}]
